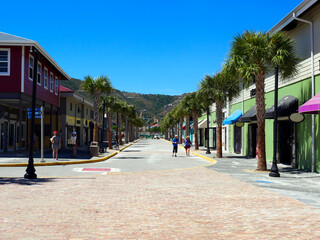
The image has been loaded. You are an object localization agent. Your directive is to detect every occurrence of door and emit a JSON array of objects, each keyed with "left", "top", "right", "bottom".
[
  {"left": 248, "top": 123, "right": 257, "bottom": 158},
  {"left": 278, "top": 121, "right": 293, "bottom": 164},
  {"left": 8, "top": 121, "right": 16, "bottom": 151},
  {"left": 234, "top": 125, "right": 242, "bottom": 154}
]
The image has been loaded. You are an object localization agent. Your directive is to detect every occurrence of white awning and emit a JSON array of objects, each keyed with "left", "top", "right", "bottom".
[{"left": 198, "top": 119, "right": 207, "bottom": 129}]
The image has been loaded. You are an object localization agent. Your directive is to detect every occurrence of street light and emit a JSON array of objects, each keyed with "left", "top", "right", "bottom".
[
  {"left": 269, "top": 65, "right": 280, "bottom": 177},
  {"left": 100, "top": 99, "right": 106, "bottom": 153},
  {"left": 24, "top": 48, "right": 38, "bottom": 179},
  {"left": 206, "top": 106, "right": 211, "bottom": 154}
]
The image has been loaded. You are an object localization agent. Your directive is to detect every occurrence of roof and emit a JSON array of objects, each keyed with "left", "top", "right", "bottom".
[
  {"left": 268, "top": 0, "right": 318, "bottom": 34},
  {"left": 60, "top": 86, "right": 74, "bottom": 93},
  {"left": 0, "top": 32, "right": 70, "bottom": 80}
]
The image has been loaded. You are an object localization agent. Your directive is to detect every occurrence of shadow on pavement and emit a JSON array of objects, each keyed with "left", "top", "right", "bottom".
[{"left": 0, "top": 177, "right": 56, "bottom": 186}]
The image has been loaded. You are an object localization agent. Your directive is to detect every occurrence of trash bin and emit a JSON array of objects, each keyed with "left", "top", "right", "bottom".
[{"left": 89, "top": 141, "right": 99, "bottom": 156}]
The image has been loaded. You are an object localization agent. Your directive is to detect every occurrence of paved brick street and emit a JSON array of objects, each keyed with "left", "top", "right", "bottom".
[{"left": 1, "top": 165, "right": 320, "bottom": 239}]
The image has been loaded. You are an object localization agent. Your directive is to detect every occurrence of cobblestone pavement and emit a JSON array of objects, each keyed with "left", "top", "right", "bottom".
[{"left": 1, "top": 167, "right": 320, "bottom": 239}]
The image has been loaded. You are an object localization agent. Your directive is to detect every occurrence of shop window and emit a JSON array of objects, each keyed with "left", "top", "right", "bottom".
[
  {"left": 44, "top": 68, "right": 48, "bottom": 89},
  {"left": 37, "top": 62, "right": 42, "bottom": 85},
  {"left": 29, "top": 55, "right": 34, "bottom": 80},
  {"left": 50, "top": 72, "right": 54, "bottom": 92},
  {"left": 55, "top": 76, "right": 58, "bottom": 95},
  {"left": 0, "top": 49, "right": 10, "bottom": 75}
]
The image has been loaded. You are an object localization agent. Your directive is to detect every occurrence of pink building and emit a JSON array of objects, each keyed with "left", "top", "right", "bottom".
[{"left": 0, "top": 32, "right": 70, "bottom": 152}]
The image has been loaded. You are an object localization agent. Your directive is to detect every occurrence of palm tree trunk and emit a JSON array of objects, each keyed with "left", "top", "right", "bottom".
[
  {"left": 125, "top": 115, "right": 129, "bottom": 144},
  {"left": 118, "top": 113, "right": 122, "bottom": 145},
  {"left": 93, "top": 95, "right": 100, "bottom": 142},
  {"left": 255, "top": 74, "right": 267, "bottom": 171},
  {"left": 186, "top": 115, "right": 190, "bottom": 138},
  {"left": 179, "top": 118, "right": 183, "bottom": 144},
  {"left": 216, "top": 102, "right": 223, "bottom": 158},
  {"left": 193, "top": 111, "right": 199, "bottom": 150},
  {"left": 107, "top": 111, "right": 113, "bottom": 150}
]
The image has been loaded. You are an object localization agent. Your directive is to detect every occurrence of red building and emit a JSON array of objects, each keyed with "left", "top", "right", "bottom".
[{"left": 0, "top": 32, "right": 70, "bottom": 152}]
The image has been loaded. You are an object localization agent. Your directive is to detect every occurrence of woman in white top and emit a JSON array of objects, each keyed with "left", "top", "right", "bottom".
[{"left": 70, "top": 131, "right": 77, "bottom": 157}]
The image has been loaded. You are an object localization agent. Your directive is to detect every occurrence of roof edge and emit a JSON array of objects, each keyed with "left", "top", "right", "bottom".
[{"left": 268, "top": 0, "right": 318, "bottom": 34}]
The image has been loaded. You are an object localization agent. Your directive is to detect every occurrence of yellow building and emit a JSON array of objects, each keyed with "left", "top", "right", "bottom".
[{"left": 60, "top": 86, "right": 103, "bottom": 148}]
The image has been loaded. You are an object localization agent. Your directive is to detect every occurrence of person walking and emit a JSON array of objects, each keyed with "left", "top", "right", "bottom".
[
  {"left": 172, "top": 135, "right": 178, "bottom": 157},
  {"left": 50, "top": 131, "right": 60, "bottom": 161},
  {"left": 184, "top": 136, "right": 191, "bottom": 156},
  {"left": 70, "top": 131, "right": 77, "bottom": 157}
]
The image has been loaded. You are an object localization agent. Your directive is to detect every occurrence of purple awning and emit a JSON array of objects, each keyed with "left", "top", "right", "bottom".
[{"left": 299, "top": 92, "right": 320, "bottom": 114}]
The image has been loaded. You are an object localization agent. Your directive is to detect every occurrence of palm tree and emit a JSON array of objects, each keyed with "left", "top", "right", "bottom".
[
  {"left": 82, "top": 75, "right": 112, "bottom": 143},
  {"left": 100, "top": 95, "right": 118, "bottom": 150},
  {"left": 227, "top": 31, "right": 298, "bottom": 170},
  {"left": 199, "top": 69, "right": 240, "bottom": 158},
  {"left": 180, "top": 95, "right": 192, "bottom": 139},
  {"left": 117, "top": 100, "right": 128, "bottom": 146},
  {"left": 173, "top": 104, "right": 184, "bottom": 144},
  {"left": 182, "top": 92, "right": 205, "bottom": 150}
]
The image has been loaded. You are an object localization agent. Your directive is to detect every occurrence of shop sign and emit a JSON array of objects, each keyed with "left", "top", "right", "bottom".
[
  {"left": 289, "top": 113, "right": 305, "bottom": 123},
  {"left": 10, "top": 114, "right": 17, "bottom": 119}
]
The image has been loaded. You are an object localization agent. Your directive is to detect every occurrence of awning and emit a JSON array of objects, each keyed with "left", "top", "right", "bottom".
[
  {"left": 299, "top": 92, "right": 320, "bottom": 114},
  {"left": 223, "top": 110, "right": 242, "bottom": 125},
  {"left": 198, "top": 119, "right": 207, "bottom": 129},
  {"left": 265, "top": 95, "right": 298, "bottom": 119},
  {"left": 238, "top": 105, "right": 257, "bottom": 122}
]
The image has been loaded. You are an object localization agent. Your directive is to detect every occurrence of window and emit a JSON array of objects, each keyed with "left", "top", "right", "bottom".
[
  {"left": 29, "top": 55, "right": 34, "bottom": 80},
  {"left": 70, "top": 102, "right": 72, "bottom": 111},
  {"left": 49, "top": 72, "right": 53, "bottom": 92},
  {"left": 0, "top": 49, "right": 10, "bottom": 75},
  {"left": 44, "top": 68, "right": 48, "bottom": 89},
  {"left": 55, "top": 76, "right": 58, "bottom": 95},
  {"left": 37, "top": 62, "right": 42, "bottom": 85}
]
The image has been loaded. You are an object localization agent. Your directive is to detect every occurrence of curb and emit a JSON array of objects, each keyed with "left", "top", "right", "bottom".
[{"left": 0, "top": 140, "right": 140, "bottom": 167}]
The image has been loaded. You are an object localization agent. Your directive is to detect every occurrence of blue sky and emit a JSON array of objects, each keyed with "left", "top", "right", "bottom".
[{"left": 3, "top": 0, "right": 302, "bottom": 95}]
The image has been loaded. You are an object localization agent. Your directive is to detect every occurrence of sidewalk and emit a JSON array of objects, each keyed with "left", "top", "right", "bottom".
[
  {"left": 0, "top": 142, "right": 135, "bottom": 167},
  {"left": 190, "top": 145, "right": 320, "bottom": 209}
]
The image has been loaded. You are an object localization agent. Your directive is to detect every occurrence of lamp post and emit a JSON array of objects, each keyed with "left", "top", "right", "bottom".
[
  {"left": 269, "top": 65, "right": 280, "bottom": 177},
  {"left": 24, "top": 48, "right": 38, "bottom": 179},
  {"left": 100, "top": 99, "right": 106, "bottom": 153},
  {"left": 206, "top": 106, "right": 211, "bottom": 154}
]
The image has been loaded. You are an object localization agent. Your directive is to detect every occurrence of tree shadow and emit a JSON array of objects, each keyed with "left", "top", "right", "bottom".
[{"left": 0, "top": 177, "right": 56, "bottom": 186}]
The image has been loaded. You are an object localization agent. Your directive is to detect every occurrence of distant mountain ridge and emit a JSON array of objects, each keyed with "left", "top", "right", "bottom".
[{"left": 61, "top": 78, "right": 185, "bottom": 122}]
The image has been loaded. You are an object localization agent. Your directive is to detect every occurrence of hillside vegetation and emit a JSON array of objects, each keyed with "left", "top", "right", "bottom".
[{"left": 61, "top": 78, "right": 185, "bottom": 122}]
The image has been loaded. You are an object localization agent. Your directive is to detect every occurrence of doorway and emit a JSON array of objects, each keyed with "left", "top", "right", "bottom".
[
  {"left": 8, "top": 121, "right": 16, "bottom": 151},
  {"left": 278, "top": 121, "right": 294, "bottom": 164},
  {"left": 0, "top": 121, "right": 8, "bottom": 152},
  {"left": 248, "top": 123, "right": 257, "bottom": 158},
  {"left": 234, "top": 125, "right": 242, "bottom": 154}
]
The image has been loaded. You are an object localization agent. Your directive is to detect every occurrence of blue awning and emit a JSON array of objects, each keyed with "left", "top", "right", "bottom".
[{"left": 222, "top": 110, "right": 242, "bottom": 125}]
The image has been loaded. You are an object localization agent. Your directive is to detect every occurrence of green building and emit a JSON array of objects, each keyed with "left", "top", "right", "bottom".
[{"left": 200, "top": 0, "right": 320, "bottom": 172}]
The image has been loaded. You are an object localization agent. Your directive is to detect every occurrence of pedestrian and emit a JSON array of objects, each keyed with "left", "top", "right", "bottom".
[
  {"left": 172, "top": 134, "right": 178, "bottom": 157},
  {"left": 50, "top": 131, "right": 60, "bottom": 161},
  {"left": 184, "top": 136, "right": 191, "bottom": 156},
  {"left": 70, "top": 131, "right": 77, "bottom": 157}
]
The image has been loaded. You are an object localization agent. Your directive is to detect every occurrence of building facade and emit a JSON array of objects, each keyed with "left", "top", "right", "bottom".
[
  {"left": 0, "top": 32, "right": 70, "bottom": 152},
  {"left": 203, "top": 0, "right": 320, "bottom": 172}
]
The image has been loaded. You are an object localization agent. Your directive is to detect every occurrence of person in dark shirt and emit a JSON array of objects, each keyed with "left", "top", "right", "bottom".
[
  {"left": 184, "top": 136, "right": 191, "bottom": 156},
  {"left": 172, "top": 135, "right": 178, "bottom": 157}
]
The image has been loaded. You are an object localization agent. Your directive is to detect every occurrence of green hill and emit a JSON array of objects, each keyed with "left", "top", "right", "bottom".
[{"left": 61, "top": 78, "right": 184, "bottom": 123}]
